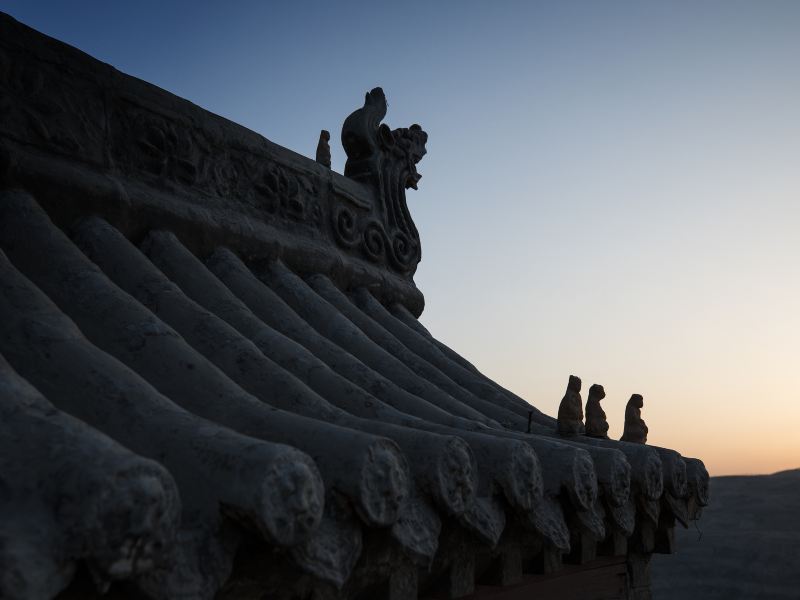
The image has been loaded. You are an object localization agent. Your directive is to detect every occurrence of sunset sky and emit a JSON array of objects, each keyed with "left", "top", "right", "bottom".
[{"left": 6, "top": 0, "right": 799, "bottom": 476}]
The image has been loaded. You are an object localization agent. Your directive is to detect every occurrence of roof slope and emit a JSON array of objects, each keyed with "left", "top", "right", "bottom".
[{"left": 0, "top": 11, "right": 707, "bottom": 600}]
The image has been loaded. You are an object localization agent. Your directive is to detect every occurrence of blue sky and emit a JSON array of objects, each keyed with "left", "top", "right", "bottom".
[{"left": 4, "top": 1, "right": 799, "bottom": 474}]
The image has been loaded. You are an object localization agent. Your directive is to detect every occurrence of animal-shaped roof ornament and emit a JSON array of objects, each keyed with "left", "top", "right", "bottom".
[
  {"left": 340, "top": 87, "right": 428, "bottom": 274},
  {"left": 585, "top": 383, "right": 609, "bottom": 439},
  {"left": 620, "top": 394, "right": 649, "bottom": 444},
  {"left": 557, "top": 374, "right": 584, "bottom": 435}
]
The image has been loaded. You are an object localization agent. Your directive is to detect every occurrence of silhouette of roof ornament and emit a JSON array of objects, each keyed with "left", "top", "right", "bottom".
[
  {"left": 557, "top": 374, "right": 585, "bottom": 435},
  {"left": 315, "top": 129, "right": 331, "bottom": 168},
  {"left": 340, "top": 87, "right": 428, "bottom": 274},
  {"left": 585, "top": 383, "right": 610, "bottom": 439},
  {"left": 621, "top": 394, "right": 649, "bottom": 444}
]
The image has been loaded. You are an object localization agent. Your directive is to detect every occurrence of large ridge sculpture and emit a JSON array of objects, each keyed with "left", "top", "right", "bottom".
[{"left": 340, "top": 87, "right": 428, "bottom": 274}]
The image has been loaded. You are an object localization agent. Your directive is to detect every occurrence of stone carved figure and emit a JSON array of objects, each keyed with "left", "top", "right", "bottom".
[
  {"left": 341, "top": 87, "right": 428, "bottom": 273},
  {"left": 316, "top": 129, "right": 331, "bottom": 168},
  {"left": 557, "top": 375, "right": 584, "bottom": 435},
  {"left": 620, "top": 394, "right": 648, "bottom": 444},
  {"left": 585, "top": 384, "right": 609, "bottom": 438}
]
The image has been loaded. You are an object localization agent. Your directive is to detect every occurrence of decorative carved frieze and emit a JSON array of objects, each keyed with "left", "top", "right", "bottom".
[
  {"left": 0, "top": 44, "right": 106, "bottom": 165},
  {"left": 0, "top": 15, "right": 425, "bottom": 291},
  {"left": 108, "top": 99, "right": 324, "bottom": 228}
]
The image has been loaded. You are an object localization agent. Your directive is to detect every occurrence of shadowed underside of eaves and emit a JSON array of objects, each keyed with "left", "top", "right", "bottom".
[{"left": 0, "top": 11, "right": 708, "bottom": 600}]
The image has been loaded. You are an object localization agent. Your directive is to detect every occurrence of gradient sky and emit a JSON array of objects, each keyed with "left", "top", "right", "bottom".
[{"left": 5, "top": 1, "right": 799, "bottom": 476}]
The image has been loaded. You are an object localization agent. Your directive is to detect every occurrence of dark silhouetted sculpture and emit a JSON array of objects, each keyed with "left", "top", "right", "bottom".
[
  {"left": 585, "top": 383, "right": 609, "bottom": 438},
  {"left": 621, "top": 394, "right": 648, "bottom": 444},
  {"left": 557, "top": 375, "right": 584, "bottom": 435},
  {"left": 316, "top": 129, "right": 331, "bottom": 168},
  {"left": 340, "top": 87, "right": 428, "bottom": 274}
]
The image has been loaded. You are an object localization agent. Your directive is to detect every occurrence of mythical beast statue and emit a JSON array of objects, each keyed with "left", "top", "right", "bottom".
[{"left": 340, "top": 87, "right": 428, "bottom": 274}]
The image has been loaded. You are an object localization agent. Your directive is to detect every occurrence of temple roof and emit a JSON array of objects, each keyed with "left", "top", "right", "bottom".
[{"left": 0, "top": 12, "right": 707, "bottom": 600}]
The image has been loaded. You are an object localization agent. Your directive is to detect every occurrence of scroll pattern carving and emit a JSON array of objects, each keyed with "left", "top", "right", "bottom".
[
  {"left": 330, "top": 207, "right": 420, "bottom": 271},
  {"left": 331, "top": 205, "right": 360, "bottom": 248},
  {"left": 362, "top": 221, "right": 388, "bottom": 262}
]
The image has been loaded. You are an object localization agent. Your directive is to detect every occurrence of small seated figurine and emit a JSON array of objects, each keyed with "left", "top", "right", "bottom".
[
  {"left": 620, "top": 394, "right": 648, "bottom": 444},
  {"left": 316, "top": 129, "right": 331, "bottom": 168},
  {"left": 557, "top": 375, "right": 584, "bottom": 435},
  {"left": 585, "top": 383, "right": 609, "bottom": 438}
]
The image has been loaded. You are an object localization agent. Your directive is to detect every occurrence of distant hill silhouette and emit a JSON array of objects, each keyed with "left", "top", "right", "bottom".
[{"left": 652, "top": 469, "right": 800, "bottom": 599}]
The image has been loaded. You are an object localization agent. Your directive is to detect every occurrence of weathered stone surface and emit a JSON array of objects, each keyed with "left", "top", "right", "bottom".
[
  {"left": 652, "top": 449, "right": 688, "bottom": 499},
  {"left": 141, "top": 232, "right": 480, "bottom": 520},
  {"left": 572, "top": 437, "right": 664, "bottom": 501},
  {"left": 309, "top": 275, "right": 527, "bottom": 429},
  {"left": 289, "top": 497, "right": 363, "bottom": 588},
  {"left": 140, "top": 230, "right": 423, "bottom": 426},
  {"left": 524, "top": 497, "right": 572, "bottom": 553},
  {"left": 262, "top": 260, "right": 500, "bottom": 427},
  {"left": 0, "top": 242, "right": 323, "bottom": 597},
  {"left": 607, "top": 499, "right": 637, "bottom": 537},
  {"left": 390, "top": 491, "right": 442, "bottom": 565},
  {"left": 380, "top": 297, "right": 555, "bottom": 427},
  {"left": 71, "top": 215, "right": 412, "bottom": 528},
  {"left": 684, "top": 457, "right": 710, "bottom": 508},
  {"left": 0, "top": 354, "right": 180, "bottom": 600},
  {"left": 459, "top": 495, "right": 507, "bottom": 548}
]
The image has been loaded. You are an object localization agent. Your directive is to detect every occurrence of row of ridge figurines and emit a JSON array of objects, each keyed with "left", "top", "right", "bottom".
[
  {"left": 316, "top": 128, "right": 648, "bottom": 446},
  {"left": 556, "top": 375, "right": 648, "bottom": 443}
]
